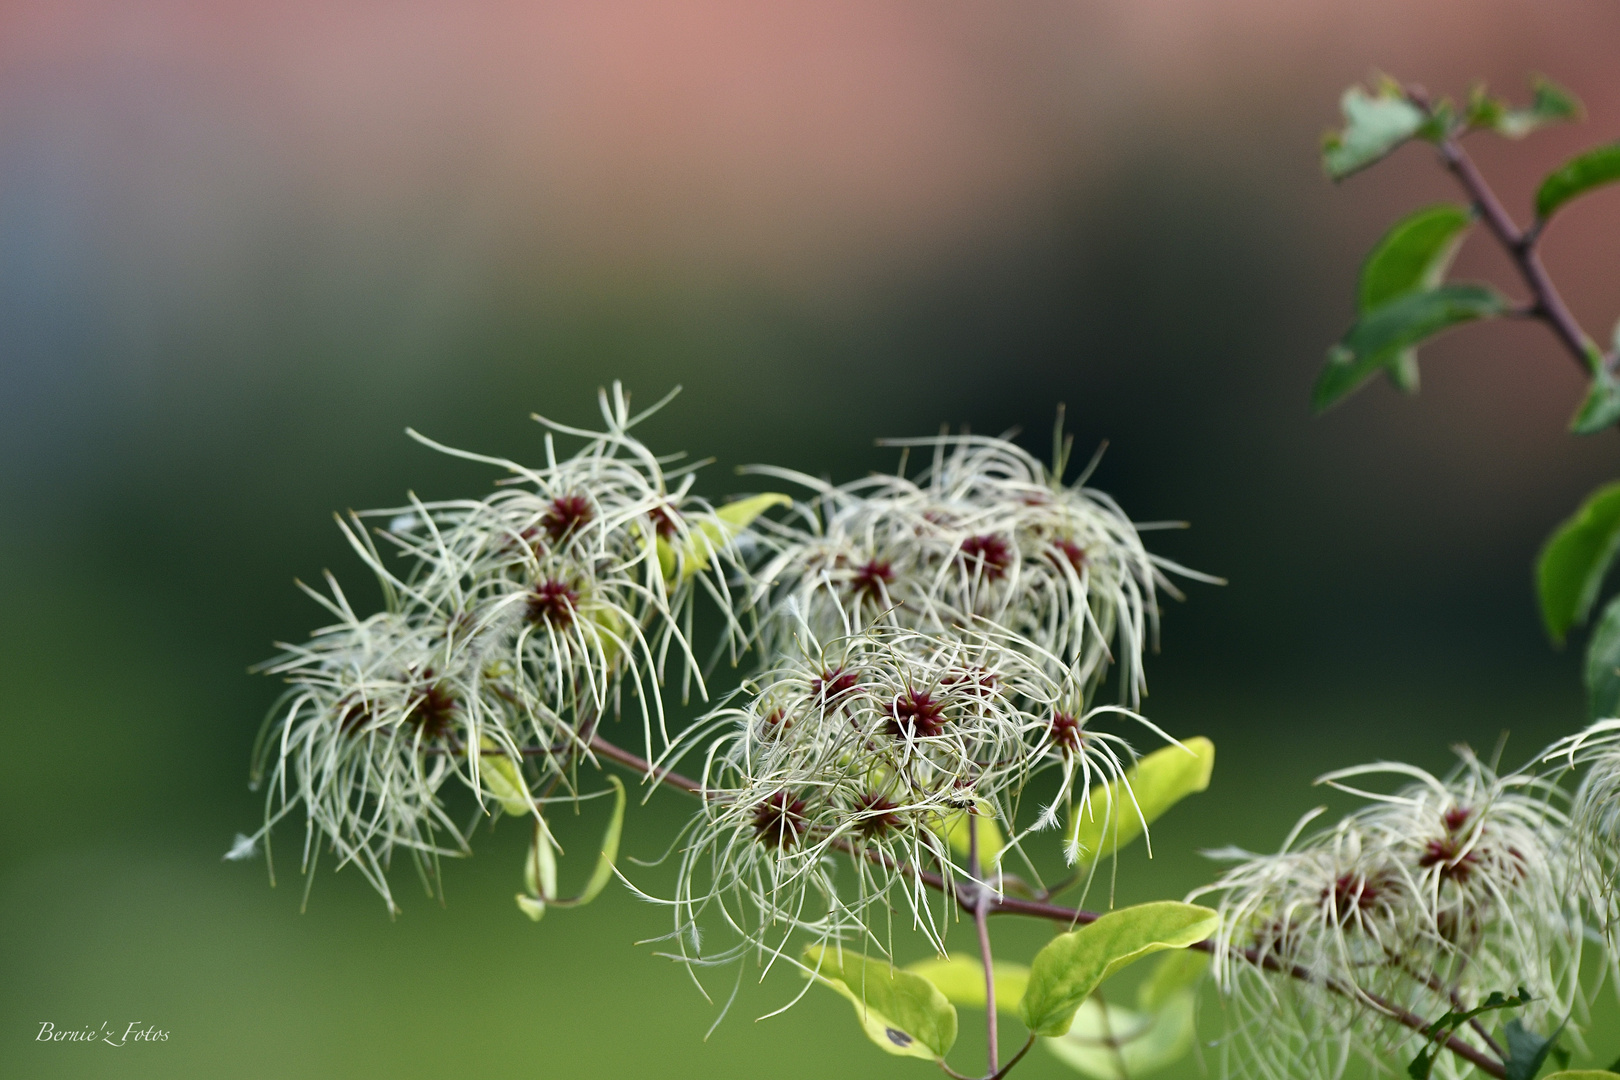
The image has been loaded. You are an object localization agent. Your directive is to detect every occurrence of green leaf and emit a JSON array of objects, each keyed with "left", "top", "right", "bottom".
[
  {"left": 514, "top": 893, "right": 547, "bottom": 921},
  {"left": 548, "top": 776, "right": 626, "bottom": 908},
  {"left": 1542, "top": 1074, "right": 1620, "bottom": 1080},
  {"left": 1571, "top": 373, "right": 1620, "bottom": 435},
  {"left": 1136, "top": 948, "right": 1209, "bottom": 1011},
  {"left": 1408, "top": 989, "right": 1533, "bottom": 1080},
  {"left": 1470, "top": 78, "right": 1582, "bottom": 138},
  {"left": 1537, "top": 143, "right": 1620, "bottom": 221},
  {"left": 1586, "top": 595, "right": 1620, "bottom": 720},
  {"left": 804, "top": 945, "right": 958, "bottom": 1060},
  {"left": 905, "top": 955, "right": 1029, "bottom": 1014},
  {"left": 657, "top": 492, "right": 790, "bottom": 583},
  {"left": 1314, "top": 285, "right": 1509, "bottom": 412},
  {"left": 1537, "top": 483, "right": 1620, "bottom": 644},
  {"left": 1043, "top": 993, "right": 1197, "bottom": 1080},
  {"left": 1322, "top": 83, "right": 1426, "bottom": 180},
  {"left": 1359, "top": 205, "right": 1473, "bottom": 312},
  {"left": 477, "top": 738, "right": 534, "bottom": 816},
  {"left": 1018, "top": 901, "right": 1218, "bottom": 1038},
  {"left": 524, "top": 819, "right": 559, "bottom": 900},
  {"left": 1504, "top": 1018, "right": 1565, "bottom": 1080},
  {"left": 1068, "top": 738, "right": 1215, "bottom": 864}
]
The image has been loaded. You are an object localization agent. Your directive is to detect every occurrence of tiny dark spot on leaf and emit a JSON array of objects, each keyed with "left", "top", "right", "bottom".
[{"left": 885, "top": 1028, "right": 913, "bottom": 1047}]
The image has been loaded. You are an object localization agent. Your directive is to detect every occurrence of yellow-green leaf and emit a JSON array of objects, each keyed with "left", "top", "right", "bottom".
[
  {"left": 515, "top": 894, "right": 546, "bottom": 921},
  {"left": 905, "top": 955, "right": 1029, "bottom": 1014},
  {"left": 1018, "top": 902, "right": 1218, "bottom": 1038},
  {"left": 1043, "top": 992, "right": 1197, "bottom": 1080},
  {"left": 523, "top": 818, "right": 559, "bottom": 901},
  {"left": 1541, "top": 1073, "right": 1620, "bottom": 1080},
  {"left": 660, "top": 493, "right": 790, "bottom": 583},
  {"left": 1069, "top": 738, "right": 1214, "bottom": 865},
  {"left": 549, "top": 775, "right": 626, "bottom": 909},
  {"left": 477, "top": 738, "right": 533, "bottom": 816},
  {"left": 804, "top": 945, "right": 958, "bottom": 1060}
]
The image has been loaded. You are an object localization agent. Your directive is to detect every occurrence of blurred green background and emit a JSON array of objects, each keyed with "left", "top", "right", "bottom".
[{"left": 6, "top": 1, "right": 1620, "bottom": 1076}]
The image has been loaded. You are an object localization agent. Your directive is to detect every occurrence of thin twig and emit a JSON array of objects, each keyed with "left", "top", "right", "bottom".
[
  {"left": 585, "top": 736, "right": 1508, "bottom": 1080},
  {"left": 1406, "top": 86, "right": 1601, "bottom": 375}
]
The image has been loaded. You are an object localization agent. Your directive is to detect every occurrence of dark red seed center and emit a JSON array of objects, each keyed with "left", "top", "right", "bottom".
[
  {"left": 527, "top": 579, "right": 579, "bottom": 627},
  {"left": 544, "top": 494, "right": 594, "bottom": 543},
  {"left": 753, "top": 791, "right": 809, "bottom": 849},
  {"left": 810, "top": 667, "right": 860, "bottom": 707},
  {"left": 888, "top": 689, "right": 947, "bottom": 739},
  {"left": 960, "top": 534, "right": 1012, "bottom": 581},
  {"left": 1049, "top": 712, "right": 1083, "bottom": 754},
  {"left": 854, "top": 793, "right": 902, "bottom": 837},
  {"left": 850, "top": 559, "right": 895, "bottom": 600},
  {"left": 406, "top": 675, "right": 458, "bottom": 740}
]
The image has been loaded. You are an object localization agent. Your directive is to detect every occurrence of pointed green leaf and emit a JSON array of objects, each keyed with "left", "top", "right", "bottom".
[
  {"left": 1068, "top": 738, "right": 1214, "bottom": 864},
  {"left": 659, "top": 493, "right": 790, "bottom": 583},
  {"left": 1586, "top": 595, "right": 1620, "bottom": 720},
  {"left": 548, "top": 775, "right": 626, "bottom": 908},
  {"left": 1537, "top": 143, "right": 1620, "bottom": 220},
  {"left": 905, "top": 955, "right": 1029, "bottom": 1014},
  {"left": 1018, "top": 901, "right": 1218, "bottom": 1037},
  {"left": 1043, "top": 992, "right": 1197, "bottom": 1080},
  {"left": 1351, "top": 203, "right": 1472, "bottom": 398},
  {"left": 1572, "top": 373, "right": 1620, "bottom": 435},
  {"left": 1358, "top": 205, "right": 1473, "bottom": 312},
  {"left": 1323, "top": 84, "right": 1426, "bottom": 180},
  {"left": 1537, "top": 483, "right": 1620, "bottom": 644},
  {"left": 1542, "top": 1073, "right": 1620, "bottom": 1080},
  {"left": 1314, "top": 285, "right": 1509, "bottom": 412},
  {"left": 804, "top": 945, "right": 958, "bottom": 1060},
  {"left": 1504, "top": 1018, "right": 1564, "bottom": 1080},
  {"left": 515, "top": 893, "right": 547, "bottom": 921}
]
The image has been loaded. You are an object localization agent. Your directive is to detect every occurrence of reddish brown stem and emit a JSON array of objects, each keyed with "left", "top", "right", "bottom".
[
  {"left": 585, "top": 735, "right": 1506, "bottom": 1079},
  {"left": 1407, "top": 87, "right": 1601, "bottom": 376}
]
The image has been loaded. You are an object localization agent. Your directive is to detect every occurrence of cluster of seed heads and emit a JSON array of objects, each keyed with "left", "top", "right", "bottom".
[
  {"left": 249, "top": 386, "right": 745, "bottom": 912},
  {"left": 246, "top": 385, "right": 1620, "bottom": 1076},
  {"left": 646, "top": 420, "right": 1201, "bottom": 999},
  {"left": 1192, "top": 751, "right": 1585, "bottom": 1080},
  {"left": 744, "top": 426, "right": 1211, "bottom": 708},
  {"left": 651, "top": 623, "right": 1168, "bottom": 987}
]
